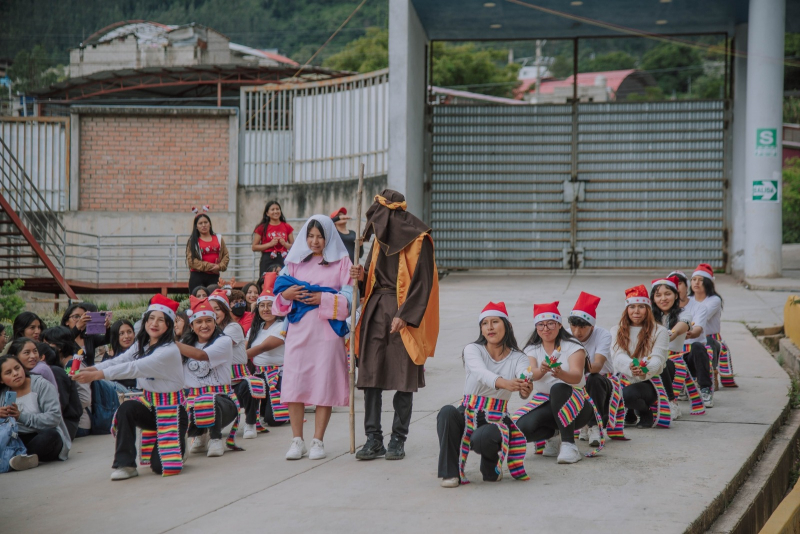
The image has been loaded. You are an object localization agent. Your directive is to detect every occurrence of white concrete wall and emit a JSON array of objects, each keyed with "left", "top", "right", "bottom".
[
  {"left": 388, "top": 0, "right": 428, "bottom": 220},
  {"left": 730, "top": 24, "right": 748, "bottom": 276}
]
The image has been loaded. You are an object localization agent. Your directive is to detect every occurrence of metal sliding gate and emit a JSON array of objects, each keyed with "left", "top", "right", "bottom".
[{"left": 430, "top": 100, "right": 726, "bottom": 270}]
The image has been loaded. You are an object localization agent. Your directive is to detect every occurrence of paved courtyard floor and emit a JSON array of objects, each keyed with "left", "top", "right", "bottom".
[{"left": 0, "top": 272, "right": 791, "bottom": 533}]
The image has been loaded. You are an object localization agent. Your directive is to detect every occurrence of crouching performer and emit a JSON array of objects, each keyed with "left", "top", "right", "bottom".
[
  {"left": 514, "top": 302, "right": 605, "bottom": 464},
  {"left": 437, "top": 302, "right": 531, "bottom": 488},
  {"left": 177, "top": 296, "right": 240, "bottom": 457},
  {"left": 76, "top": 295, "right": 185, "bottom": 480}
]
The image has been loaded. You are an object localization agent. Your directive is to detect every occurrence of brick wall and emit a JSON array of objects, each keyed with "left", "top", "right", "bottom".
[{"left": 78, "top": 114, "right": 229, "bottom": 212}]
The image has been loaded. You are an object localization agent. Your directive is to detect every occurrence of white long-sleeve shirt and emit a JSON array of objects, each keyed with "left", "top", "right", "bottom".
[
  {"left": 462, "top": 343, "right": 529, "bottom": 401},
  {"left": 183, "top": 335, "right": 233, "bottom": 389},
  {"left": 695, "top": 295, "right": 722, "bottom": 336},
  {"left": 525, "top": 340, "right": 586, "bottom": 394},
  {"left": 96, "top": 341, "right": 184, "bottom": 393},
  {"left": 683, "top": 298, "right": 708, "bottom": 346},
  {"left": 610, "top": 324, "right": 669, "bottom": 384}
]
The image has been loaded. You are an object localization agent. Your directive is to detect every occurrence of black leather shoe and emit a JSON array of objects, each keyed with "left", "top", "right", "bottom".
[
  {"left": 385, "top": 437, "right": 405, "bottom": 460},
  {"left": 356, "top": 438, "right": 386, "bottom": 460}
]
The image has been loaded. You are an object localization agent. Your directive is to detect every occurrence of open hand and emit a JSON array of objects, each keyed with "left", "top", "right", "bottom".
[
  {"left": 73, "top": 369, "right": 104, "bottom": 384},
  {"left": 281, "top": 285, "right": 305, "bottom": 301},
  {"left": 298, "top": 291, "right": 321, "bottom": 306}
]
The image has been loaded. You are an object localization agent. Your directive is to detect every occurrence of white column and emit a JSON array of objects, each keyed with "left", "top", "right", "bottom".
[
  {"left": 388, "top": 0, "right": 428, "bottom": 218},
  {"left": 744, "top": 0, "right": 785, "bottom": 278},
  {"left": 730, "top": 24, "right": 747, "bottom": 276}
]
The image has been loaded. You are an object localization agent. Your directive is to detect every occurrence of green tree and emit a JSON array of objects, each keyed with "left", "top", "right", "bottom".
[
  {"left": 7, "top": 45, "right": 60, "bottom": 93},
  {"left": 324, "top": 27, "right": 388, "bottom": 72},
  {"left": 325, "top": 28, "right": 520, "bottom": 97},
  {"left": 549, "top": 54, "right": 573, "bottom": 78},
  {"left": 581, "top": 51, "right": 636, "bottom": 73},
  {"left": 432, "top": 42, "right": 519, "bottom": 97},
  {"left": 0, "top": 279, "right": 25, "bottom": 322},
  {"left": 784, "top": 158, "right": 800, "bottom": 243},
  {"left": 640, "top": 43, "right": 703, "bottom": 96},
  {"left": 693, "top": 75, "right": 724, "bottom": 99},
  {"left": 626, "top": 86, "right": 666, "bottom": 102}
]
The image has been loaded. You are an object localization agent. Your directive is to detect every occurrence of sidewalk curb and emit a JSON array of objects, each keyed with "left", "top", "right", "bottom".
[{"left": 705, "top": 406, "right": 800, "bottom": 533}]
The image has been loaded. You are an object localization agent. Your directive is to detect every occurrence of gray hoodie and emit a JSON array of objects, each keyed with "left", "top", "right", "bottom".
[{"left": 2, "top": 374, "right": 72, "bottom": 461}]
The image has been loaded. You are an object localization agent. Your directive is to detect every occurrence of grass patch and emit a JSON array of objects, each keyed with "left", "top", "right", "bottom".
[{"left": 789, "top": 375, "right": 800, "bottom": 410}]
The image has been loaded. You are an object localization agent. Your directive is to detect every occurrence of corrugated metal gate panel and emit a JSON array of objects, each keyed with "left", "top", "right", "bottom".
[
  {"left": 576, "top": 101, "right": 726, "bottom": 269},
  {"left": 431, "top": 105, "right": 573, "bottom": 269}
]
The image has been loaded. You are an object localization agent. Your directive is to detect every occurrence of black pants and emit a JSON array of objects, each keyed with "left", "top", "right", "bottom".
[
  {"left": 259, "top": 253, "right": 284, "bottom": 277},
  {"left": 259, "top": 374, "right": 287, "bottom": 426},
  {"left": 20, "top": 429, "right": 63, "bottom": 462},
  {"left": 188, "top": 271, "right": 219, "bottom": 294},
  {"left": 584, "top": 373, "right": 612, "bottom": 427},
  {"left": 706, "top": 336, "right": 722, "bottom": 369},
  {"left": 363, "top": 388, "right": 413, "bottom": 443},
  {"left": 684, "top": 342, "right": 713, "bottom": 389},
  {"left": 235, "top": 381, "right": 258, "bottom": 425},
  {"left": 436, "top": 404, "right": 504, "bottom": 481},
  {"left": 188, "top": 395, "right": 239, "bottom": 440},
  {"left": 660, "top": 360, "right": 676, "bottom": 401},
  {"left": 113, "top": 400, "right": 188, "bottom": 473},
  {"left": 622, "top": 381, "right": 657, "bottom": 425},
  {"left": 515, "top": 383, "right": 595, "bottom": 444}
]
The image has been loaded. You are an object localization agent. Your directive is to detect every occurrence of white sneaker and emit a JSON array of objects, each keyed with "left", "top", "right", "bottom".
[
  {"left": 9, "top": 454, "right": 38, "bottom": 471},
  {"left": 701, "top": 388, "right": 714, "bottom": 408},
  {"left": 542, "top": 436, "right": 560, "bottom": 457},
  {"left": 286, "top": 437, "right": 307, "bottom": 460},
  {"left": 670, "top": 401, "right": 682, "bottom": 420},
  {"left": 309, "top": 438, "right": 326, "bottom": 460},
  {"left": 578, "top": 426, "right": 589, "bottom": 441},
  {"left": 110, "top": 467, "right": 139, "bottom": 481},
  {"left": 206, "top": 439, "right": 225, "bottom": 457},
  {"left": 440, "top": 477, "right": 460, "bottom": 488},
  {"left": 557, "top": 442, "right": 583, "bottom": 464},
  {"left": 190, "top": 432, "right": 210, "bottom": 453},
  {"left": 589, "top": 426, "right": 602, "bottom": 447},
  {"left": 243, "top": 424, "right": 257, "bottom": 439},
  {"left": 677, "top": 391, "right": 689, "bottom": 401}
]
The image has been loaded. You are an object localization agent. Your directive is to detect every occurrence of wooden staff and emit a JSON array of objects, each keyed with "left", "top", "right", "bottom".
[{"left": 349, "top": 163, "right": 365, "bottom": 454}]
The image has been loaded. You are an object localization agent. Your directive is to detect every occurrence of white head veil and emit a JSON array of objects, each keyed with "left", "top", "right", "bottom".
[{"left": 284, "top": 214, "right": 350, "bottom": 265}]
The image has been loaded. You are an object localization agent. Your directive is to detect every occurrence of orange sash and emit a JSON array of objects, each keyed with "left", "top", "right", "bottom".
[{"left": 355, "top": 234, "right": 439, "bottom": 365}]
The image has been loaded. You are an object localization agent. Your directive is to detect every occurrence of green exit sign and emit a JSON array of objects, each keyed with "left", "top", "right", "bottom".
[{"left": 752, "top": 180, "right": 779, "bottom": 201}]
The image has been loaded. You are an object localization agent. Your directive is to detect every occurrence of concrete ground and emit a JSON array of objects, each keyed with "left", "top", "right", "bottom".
[{"left": 0, "top": 272, "right": 791, "bottom": 534}]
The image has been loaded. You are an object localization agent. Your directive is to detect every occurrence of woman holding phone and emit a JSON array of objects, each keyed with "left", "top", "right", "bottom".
[
  {"left": 60, "top": 302, "right": 111, "bottom": 367},
  {"left": 0, "top": 354, "right": 72, "bottom": 470}
]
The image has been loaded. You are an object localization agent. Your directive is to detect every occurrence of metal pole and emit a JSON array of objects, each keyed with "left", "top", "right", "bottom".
[{"left": 743, "top": 0, "right": 785, "bottom": 278}]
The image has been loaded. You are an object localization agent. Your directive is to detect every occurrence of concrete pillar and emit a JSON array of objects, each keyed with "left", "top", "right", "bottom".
[
  {"left": 730, "top": 24, "right": 747, "bottom": 276},
  {"left": 388, "top": 0, "right": 428, "bottom": 218},
  {"left": 744, "top": 0, "right": 785, "bottom": 278}
]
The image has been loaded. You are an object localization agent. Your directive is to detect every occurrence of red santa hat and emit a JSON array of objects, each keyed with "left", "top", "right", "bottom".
[
  {"left": 189, "top": 296, "right": 218, "bottom": 323},
  {"left": 208, "top": 288, "right": 231, "bottom": 308},
  {"left": 625, "top": 285, "right": 651, "bottom": 307},
  {"left": 651, "top": 275, "right": 680, "bottom": 291},
  {"left": 692, "top": 263, "right": 715, "bottom": 280},
  {"left": 533, "top": 301, "right": 562, "bottom": 325},
  {"left": 147, "top": 294, "right": 179, "bottom": 321},
  {"left": 478, "top": 302, "right": 509, "bottom": 322},
  {"left": 570, "top": 292, "right": 600, "bottom": 326},
  {"left": 668, "top": 270, "right": 687, "bottom": 281},
  {"left": 257, "top": 272, "right": 278, "bottom": 305}
]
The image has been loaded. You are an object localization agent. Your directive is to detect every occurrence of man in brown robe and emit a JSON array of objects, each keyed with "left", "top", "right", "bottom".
[{"left": 350, "top": 190, "right": 439, "bottom": 461}]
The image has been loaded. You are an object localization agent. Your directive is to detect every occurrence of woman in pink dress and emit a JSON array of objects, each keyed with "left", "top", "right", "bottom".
[{"left": 273, "top": 215, "right": 353, "bottom": 461}]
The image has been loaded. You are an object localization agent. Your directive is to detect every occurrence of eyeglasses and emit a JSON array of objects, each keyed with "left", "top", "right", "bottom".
[
  {"left": 68, "top": 314, "right": 82, "bottom": 321},
  {"left": 536, "top": 321, "right": 560, "bottom": 331}
]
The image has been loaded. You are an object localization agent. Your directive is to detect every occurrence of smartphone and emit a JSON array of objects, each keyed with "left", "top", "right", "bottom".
[
  {"left": 3, "top": 390, "right": 16, "bottom": 407},
  {"left": 86, "top": 311, "right": 110, "bottom": 335}
]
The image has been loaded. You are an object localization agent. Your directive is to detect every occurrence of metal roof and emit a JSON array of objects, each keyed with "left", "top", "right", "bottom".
[
  {"left": 31, "top": 64, "right": 348, "bottom": 101},
  {"left": 410, "top": 0, "right": 800, "bottom": 40}
]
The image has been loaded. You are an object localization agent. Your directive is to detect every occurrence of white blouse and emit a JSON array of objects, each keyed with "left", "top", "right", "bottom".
[{"left": 525, "top": 339, "right": 586, "bottom": 394}]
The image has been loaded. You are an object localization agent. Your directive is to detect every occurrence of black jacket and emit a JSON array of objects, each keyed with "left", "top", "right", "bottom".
[{"left": 50, "top": 365, "right": 83, "bottom": 440}]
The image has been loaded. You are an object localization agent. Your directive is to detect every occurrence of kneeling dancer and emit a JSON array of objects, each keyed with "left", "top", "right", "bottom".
[
  {"left": 612, "top": 285, "right": 671, "bottom": 429},
  {"left": 178, "top": 297, "right": 239, "bottom": 457},
  {"left": 437, "top": 302, "right": 531, "bottom": 487},
  {"left": 514, "top": 302, "right": 603, "bottom": 464},
  {"left": 78, "top": 295, "right": 185, "bottom": 480},
  {"left": 351, "top": 190, "right": 439, "bottom": 461},
  {"left": 208, "top": 289, "right": 266, "bottom": 439}
]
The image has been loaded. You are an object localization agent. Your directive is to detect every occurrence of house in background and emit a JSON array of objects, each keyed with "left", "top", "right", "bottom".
[{"left": 515, "top": 69, "right": 657, "bottom": 103}]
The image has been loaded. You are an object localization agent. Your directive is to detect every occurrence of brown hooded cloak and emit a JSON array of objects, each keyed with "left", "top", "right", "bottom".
[{"left": 354, "top": 190, "right": 438, "bottom": 392}]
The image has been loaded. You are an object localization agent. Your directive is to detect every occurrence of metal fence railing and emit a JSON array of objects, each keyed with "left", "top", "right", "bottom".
[{"left": 241, "top": 69, "right": 388, "bottom": 185}]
